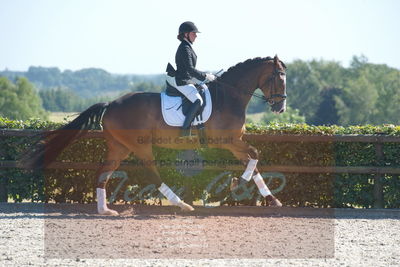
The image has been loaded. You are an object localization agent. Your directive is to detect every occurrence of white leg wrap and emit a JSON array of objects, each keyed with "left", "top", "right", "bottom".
[
  {"left": 253, "top": 173, "right": 272, "bottom": 197},
  {"left": 97, "top": 188, "right": 107, "bottom": 211},
  {"left": 158, "top": 183, "right": 182, "bottom": 205},
  {"left": 96, "top": 188, "right": 119, "bottom": 215},
  {"left": 241, "top": 159, "right": 258, "bottom": 181}
]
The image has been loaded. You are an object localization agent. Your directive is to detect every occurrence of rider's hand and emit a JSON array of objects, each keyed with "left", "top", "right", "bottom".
[{"left": 205, "top": 73, "right": 216, "bottom": 82}]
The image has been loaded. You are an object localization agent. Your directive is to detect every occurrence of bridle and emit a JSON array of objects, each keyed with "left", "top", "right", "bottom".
[
  {"left": 214, "top": 66, "right": 287, "bottom": 107},
  {"left": 254, "top": 67, "right": 287, "bottom": 106}
]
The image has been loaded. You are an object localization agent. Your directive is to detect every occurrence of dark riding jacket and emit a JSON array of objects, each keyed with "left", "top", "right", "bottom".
[{"left": 175, "top": 39, "right": 207, "bottom": 86}]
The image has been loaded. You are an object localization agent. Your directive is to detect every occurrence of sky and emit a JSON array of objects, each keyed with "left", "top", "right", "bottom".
[{"left": 1, "top": 0, "right": 400, "bottom": 74}]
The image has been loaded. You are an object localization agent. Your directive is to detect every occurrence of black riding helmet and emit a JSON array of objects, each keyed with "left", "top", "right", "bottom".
[{"left": 178, "top": 21, "right": 200, "bottom": 34}]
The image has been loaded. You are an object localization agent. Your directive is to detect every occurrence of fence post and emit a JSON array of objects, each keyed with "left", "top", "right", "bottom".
[
  {"left": 373, "top": 143, "right": 384, "bottom": 208},
  {"left": 0, "top": 172, "right": 8, "bottom": 202}
]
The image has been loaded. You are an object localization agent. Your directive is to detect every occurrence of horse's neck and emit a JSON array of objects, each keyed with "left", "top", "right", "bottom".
[{"left": 218, "top": 74, "right": 257, "bottom": 110}]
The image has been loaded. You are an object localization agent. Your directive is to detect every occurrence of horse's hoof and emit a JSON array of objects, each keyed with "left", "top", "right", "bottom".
[
  {"left": 178, "top": 201, "right": 195, "bottom": 212},
  {"left": 98, "top": 208, "right": 119, "bottom": 216},
  {"left": 269, "top": 197, "right": 283, "bottom": 207}
]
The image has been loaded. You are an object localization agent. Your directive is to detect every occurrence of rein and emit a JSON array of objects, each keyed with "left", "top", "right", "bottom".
[{"left": 213, "top": 67, "right": 286, "bottom": 106}]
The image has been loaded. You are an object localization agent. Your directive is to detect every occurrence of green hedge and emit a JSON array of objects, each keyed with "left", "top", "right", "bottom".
[{"left": 1, "top": 117, "right": 400, "bottom": 208}]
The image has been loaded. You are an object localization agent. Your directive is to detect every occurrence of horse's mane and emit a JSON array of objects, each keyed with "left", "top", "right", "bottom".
[
  {"left": 219, "top": 57, "right": 286, "bottom": 80},
  {"left": 209, "top": 56, "right": 286, "bottom": 111}
]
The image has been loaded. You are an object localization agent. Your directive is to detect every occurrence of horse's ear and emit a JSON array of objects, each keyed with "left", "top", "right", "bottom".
[{"left": 274, "top": 54, "right": 279, "bottom": 65}]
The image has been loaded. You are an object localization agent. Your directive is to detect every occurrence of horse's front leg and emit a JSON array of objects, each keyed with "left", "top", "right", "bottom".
[{"left": 224, "top": 140, "right": 282, "bottom": 207}]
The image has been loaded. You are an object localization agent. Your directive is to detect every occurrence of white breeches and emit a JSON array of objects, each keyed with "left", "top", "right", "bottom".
[{"left": 176, "top": 83, "right": 206, "bottom": 106}]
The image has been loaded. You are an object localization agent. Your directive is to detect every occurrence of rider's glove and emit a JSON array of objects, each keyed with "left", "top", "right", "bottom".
[{"left": 205, "top": 73, "right": 216, "bottom": 82}]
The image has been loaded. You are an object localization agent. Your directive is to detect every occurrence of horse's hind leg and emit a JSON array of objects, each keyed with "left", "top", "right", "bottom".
[
  {"left": 132, "top": 144, "right": 194, "bottom": 212},
  {"left": 95, "top": 137, "right": 130, "bottom": 215},
  {"left": 224, "top": 140, "right": 282, "bottom": 207}
]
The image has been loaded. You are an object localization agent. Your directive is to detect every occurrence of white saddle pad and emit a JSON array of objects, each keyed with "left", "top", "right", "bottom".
[{"left": 160, "top": 89, "right": 212, "bottom": 127}]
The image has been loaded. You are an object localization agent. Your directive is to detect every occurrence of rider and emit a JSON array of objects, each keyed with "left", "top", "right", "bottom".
[{"left": 175, "top": 21, "right": 216, "bottom": 137}]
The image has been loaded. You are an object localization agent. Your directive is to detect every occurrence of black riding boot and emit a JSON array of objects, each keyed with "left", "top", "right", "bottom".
[{"left": 181, "top": 99, "right": 202, "bottom": 137}]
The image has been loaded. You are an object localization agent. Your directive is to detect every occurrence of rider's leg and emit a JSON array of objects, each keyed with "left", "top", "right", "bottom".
[
  {"left": 175, "top": 84, "right": 204, "bottom": 136},
  {"left": 176, "top": 84, "right": 204, "bottom": 106},
  {"left": 181, "top": 99, "right": 202, "bottom": 136}
]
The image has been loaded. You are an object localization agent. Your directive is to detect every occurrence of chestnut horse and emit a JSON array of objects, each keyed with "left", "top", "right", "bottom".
[{"left": 25, "top": 55, "right": 287, "bottom": 215}]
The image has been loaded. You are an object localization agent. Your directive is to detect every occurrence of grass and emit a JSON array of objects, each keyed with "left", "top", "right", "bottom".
[{"left": 48, "top": 112, "right": 79, "bottom": 123}]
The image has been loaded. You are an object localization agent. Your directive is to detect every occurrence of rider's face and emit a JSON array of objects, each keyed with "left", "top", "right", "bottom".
[{"left": 187, "top": 32, "right": 197, "bottom": 43}]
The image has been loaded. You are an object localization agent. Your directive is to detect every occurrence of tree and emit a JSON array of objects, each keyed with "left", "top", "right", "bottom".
[
  {"left": 26, "top": 66, "right": 62, "bottom": 88},
  {"left": 261, "top": 106, "right": 306, "bottom": 124},
  {"left": 129, "top": 81, "right": 163, "bottom": 93},
  {"left": 336, "top": 73, "right": 378, "bottom": 125},
  {"left": 40, "top": 87, "right": 84, "bottom": 112},
  {"left": 312, "top": 87, "right": 343, "bottom": 125},
  {"left": 335, "top": 56, "right": 400, "bottom": 125},
  {"left": 0, "top": 77, "right": 48, "bottom": 120},
  {"left": 285, "top": 60, "right": 323, "bottom": 122},
  {"left": 373, "top": 68, "right": 400, "bottom": 124},
  {"left": 286, "top": 59, "right": 346, "bottom": 124}
]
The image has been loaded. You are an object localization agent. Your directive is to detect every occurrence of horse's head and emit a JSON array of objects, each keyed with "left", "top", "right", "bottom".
[{"left": 258, "top": 55, "right": 287, "bottom": 113}]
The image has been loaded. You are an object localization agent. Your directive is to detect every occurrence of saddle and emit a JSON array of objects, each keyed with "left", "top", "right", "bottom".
[
  {"left": 165, "top": 81, "right": 207, "bottom": 118},
  {"left": 164, "top": 63, "right": 208, "bottom": 126}
]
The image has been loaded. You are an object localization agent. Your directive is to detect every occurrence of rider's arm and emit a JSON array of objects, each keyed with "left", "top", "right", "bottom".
[{"left": 180, "top": 45, "right": 207, "bottom": 82}]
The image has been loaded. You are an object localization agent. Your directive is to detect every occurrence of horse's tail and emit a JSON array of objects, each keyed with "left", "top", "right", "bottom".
[{"left": 22, "top": 102, "right": 109, "bottom": 169}]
